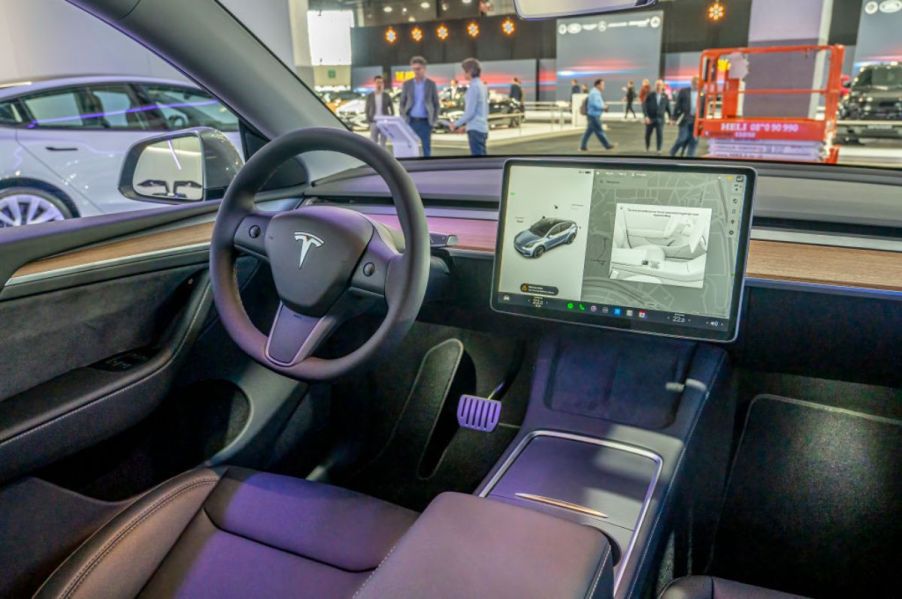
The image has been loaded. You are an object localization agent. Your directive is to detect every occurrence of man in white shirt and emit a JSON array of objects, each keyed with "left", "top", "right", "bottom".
[{"left": 365, "top": 75, "right": 394, "bottom": 147}]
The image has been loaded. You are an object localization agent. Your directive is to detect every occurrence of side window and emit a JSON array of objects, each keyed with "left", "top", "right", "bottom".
[
  {"left": 21, "top": 89, "right": 84, "bottom": 128},
  {"left": 0, "top": 100, "right": 23, "bottom": 125},
  {"left": 138, "top": 84, "right": 239, "bottom": 132},
  {"left": 82, "top": 85, "right": 149, "bottom": 130}
]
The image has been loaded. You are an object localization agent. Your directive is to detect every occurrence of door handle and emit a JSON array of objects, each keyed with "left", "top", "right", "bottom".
[{"left": 46, "top": 146, "right": 79, "bottom": 152}]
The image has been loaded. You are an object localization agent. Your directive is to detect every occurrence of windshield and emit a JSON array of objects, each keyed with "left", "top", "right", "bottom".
[
  {"left": 528, "top": 218, "right": 557, "bottom": 236},
  {"left": 865, "top": 65, "right": 902, "bottom": 89},
  {"left": 285, "top": 1, "right": 902, "bottom": 170}
]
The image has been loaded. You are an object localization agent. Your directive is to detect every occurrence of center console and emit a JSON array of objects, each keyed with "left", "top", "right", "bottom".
[{"left": 472, "top": 159, "right": 754, "bottom": 597}]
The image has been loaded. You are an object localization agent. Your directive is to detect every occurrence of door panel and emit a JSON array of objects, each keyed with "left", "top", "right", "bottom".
[
  {"left": 0, "top": 266, "right": 212, "bottom": 484},
  {"left": 16, "top": 127, "right": 154, "bottom": 217},
  {"left": 0, "top": 266, "right": 199, "bottom": 401}
]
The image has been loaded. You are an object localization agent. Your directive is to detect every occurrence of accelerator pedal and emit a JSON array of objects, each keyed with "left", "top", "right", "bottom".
[{"left": 456, "top": 394, "right": 501, "bottom": 432}]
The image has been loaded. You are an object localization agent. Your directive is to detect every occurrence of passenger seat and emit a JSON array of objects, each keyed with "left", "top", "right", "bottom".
[{"left": 661, "top": 576, "right": 808, "bottom": 598}]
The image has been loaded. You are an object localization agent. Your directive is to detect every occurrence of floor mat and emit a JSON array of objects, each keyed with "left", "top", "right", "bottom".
[
  {"left": 321, "top": 322, "right": 531, "bottom": 511},
  {"left": 711, "top": 394, "right": 901, "bottom": 598}
]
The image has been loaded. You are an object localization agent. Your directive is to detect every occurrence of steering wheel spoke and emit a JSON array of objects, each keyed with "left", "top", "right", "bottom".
[
  {"left": 264, "top": 303, "right": 339, "bottom": 365},
  {"left": 233, "top": 212, "right": 272, "bottom": 260},
  {"left": 349, "top": 224, "right": 402, "bottom": 300}
]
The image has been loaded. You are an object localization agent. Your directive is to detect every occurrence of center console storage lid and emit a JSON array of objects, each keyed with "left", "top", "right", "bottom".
[{"left": 355, "top": 492, "right": 614, "bottom": 599}]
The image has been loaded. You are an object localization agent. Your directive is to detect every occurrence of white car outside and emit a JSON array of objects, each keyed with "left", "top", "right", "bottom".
[{"left": 0, "top": 75, "right": 243, "bottom": 227}]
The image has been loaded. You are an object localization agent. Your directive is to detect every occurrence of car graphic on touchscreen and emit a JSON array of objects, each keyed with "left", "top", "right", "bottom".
[{"left": 513, "top": 217, "right": 578, "bottom": 258}]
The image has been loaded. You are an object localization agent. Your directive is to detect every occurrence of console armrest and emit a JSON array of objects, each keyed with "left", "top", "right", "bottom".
[{"left": 355, "top": 492, "right": 614, "bottom": 599}]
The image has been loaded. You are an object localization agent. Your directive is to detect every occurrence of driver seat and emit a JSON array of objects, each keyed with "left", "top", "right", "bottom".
[{"left": 35, "top": 467, "right": 418, "bottom": 599}]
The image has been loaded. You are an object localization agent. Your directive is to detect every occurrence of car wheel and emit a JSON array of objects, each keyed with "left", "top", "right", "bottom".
[
  {"left": 534, "top": 246, "right": 546, "bottom": 258},
  {"left": 0, "top": 187, "right": 73, "bottom": 228}
]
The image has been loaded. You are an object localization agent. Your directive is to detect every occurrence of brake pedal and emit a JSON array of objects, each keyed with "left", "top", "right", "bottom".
[{"left": 457, "top": 394, "right": 501, "bottom": 432}]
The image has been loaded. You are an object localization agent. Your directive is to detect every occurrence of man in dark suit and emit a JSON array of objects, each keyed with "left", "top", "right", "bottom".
[
  {"left": 509, "top": 77, "right": 523, "bottom": 103},
  {"left": 365, "top": 75, "right": 394, "bottom": 147},
  {"left": 570, "top": 79, "right": 581, "bottom": 98},
  {"left": 642, "top": 79, "right": 671, "bottom": 154},
  {"left": 399, "top": 56, "right": 441, "bottom": 157},
  {"left": 669, "top": 76, "right": 700, "bottom": 157}
]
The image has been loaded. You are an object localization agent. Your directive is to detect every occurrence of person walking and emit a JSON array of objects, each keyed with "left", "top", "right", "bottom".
[
  {"left": 578, "top": 79, "right": 616, "bottom": 152},
  {"left": 669, "top": 76, "right": 700, "bottom": 157},
  {"left": 509, "top": 77, "right": 523, "bottom": 103},
  {"left": 399, "top": 56, "right": 441, "bottom": 157},
  {"left": 450, "top": 57, "right": 489, "bottom": 156},
  {"left": 365, "top": 75, "right": 394, "bottom": 147},
  {"left": 642, "top": 79, "right": 671, "bottom": 154},
  {"left": 623, "top": 81, "right": 637, "bottom": 119}
]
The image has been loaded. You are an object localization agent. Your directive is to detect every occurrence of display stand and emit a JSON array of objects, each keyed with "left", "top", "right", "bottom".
[{"left": 374, "top": 116, "right": 422, "bottom": 158}]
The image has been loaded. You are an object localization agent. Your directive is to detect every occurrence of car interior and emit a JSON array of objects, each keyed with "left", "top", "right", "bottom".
[{"left": 0, "top": 1, "right": 899, "bottom": 598}]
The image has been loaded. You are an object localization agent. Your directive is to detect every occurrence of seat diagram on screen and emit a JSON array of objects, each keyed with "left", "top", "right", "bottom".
[{"left": 609, "top": 204, "right": 712, "bottom": 289}]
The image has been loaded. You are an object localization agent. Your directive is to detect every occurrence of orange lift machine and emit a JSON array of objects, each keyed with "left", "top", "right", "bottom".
[{"left": 695, "top": 45, "right": 846, "bottom": 163}]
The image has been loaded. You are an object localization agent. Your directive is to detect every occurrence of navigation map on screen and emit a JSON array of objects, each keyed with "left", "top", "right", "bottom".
[{"left": 493, "top": 161, "right": 754, "bottom": 341}]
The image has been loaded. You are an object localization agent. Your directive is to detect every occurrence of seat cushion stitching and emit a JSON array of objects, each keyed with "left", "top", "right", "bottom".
[
  {"left": 59, "top": 477, "right": 220, "bottom": 599},
  {"left": 351, "top": 537, "right": 404, "bottom": 599}
]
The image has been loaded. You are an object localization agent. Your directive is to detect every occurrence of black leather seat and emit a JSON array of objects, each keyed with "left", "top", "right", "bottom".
[
  {"left": 35, "top": 467, "right": 417, "bottom": 599},
  {"left": 661, "top": 576, "right": 808, "bottom": 599}
]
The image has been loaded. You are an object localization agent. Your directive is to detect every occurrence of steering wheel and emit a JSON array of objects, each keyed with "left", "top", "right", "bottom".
[{"left": 209, "top": 127, "right": 430, "bottom": 381}]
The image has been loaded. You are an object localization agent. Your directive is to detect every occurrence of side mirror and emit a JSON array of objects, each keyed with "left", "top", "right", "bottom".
[{"left": 119, "top": 127, "right": 243, "bottom": 203}]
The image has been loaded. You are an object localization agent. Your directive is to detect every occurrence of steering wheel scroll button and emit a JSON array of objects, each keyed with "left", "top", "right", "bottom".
[
  {"left": 248, "top": 224, "right": 261, "bottom": 238},
  {"left": 363, "top": 262, "right": 375, "bottom": 276}
]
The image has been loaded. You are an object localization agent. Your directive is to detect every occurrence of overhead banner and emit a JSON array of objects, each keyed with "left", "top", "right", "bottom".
[
  {"left": 555, "top": 10, "right": 664, "bottom": 101},
  {"left": 853, "top": 0, "right": 902, "bottom": 73}
]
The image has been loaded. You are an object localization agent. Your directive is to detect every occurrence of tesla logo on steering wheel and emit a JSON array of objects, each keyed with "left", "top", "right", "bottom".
[{"left": 293, "top": 232, "right": 323, "bottom": 269}]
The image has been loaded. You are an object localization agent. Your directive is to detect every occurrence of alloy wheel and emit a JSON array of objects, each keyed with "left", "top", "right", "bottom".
[{"left": 0, "top": 193, "right": 67, "bottom": 228}]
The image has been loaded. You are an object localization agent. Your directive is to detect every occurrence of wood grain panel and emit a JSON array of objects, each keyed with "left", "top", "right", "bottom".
[
  {"left": 746, "top": 239, "right": 902, "bottom": 291},
  {"left": 367, "top": 214, "right": 499, "bottom": 252},
  {"left": 10, "top": 215, "right": 902, "bottom": 293},
  {"left": 12, "top": 222, "right": 214, "bottom": 278}
]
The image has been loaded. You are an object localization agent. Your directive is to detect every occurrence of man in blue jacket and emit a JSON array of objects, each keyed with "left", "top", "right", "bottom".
[
  {"left": 399, "top": 56, "right": 441, "bottom": 157},
  {"left": 450, "top": 57, "right": 489, "bottom": 156},
  {"left": 579, "top": 79, "right": 616, "bottom": 152}
]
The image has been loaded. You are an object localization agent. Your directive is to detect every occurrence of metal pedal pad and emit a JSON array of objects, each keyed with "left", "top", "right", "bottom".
[{"left": 457, "top": 394, "right": 501, "bottom": 432}]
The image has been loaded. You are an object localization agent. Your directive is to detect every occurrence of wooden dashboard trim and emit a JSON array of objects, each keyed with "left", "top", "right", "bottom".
[{"left": 9, "top": 215, "right": 902, "bottom": 293}]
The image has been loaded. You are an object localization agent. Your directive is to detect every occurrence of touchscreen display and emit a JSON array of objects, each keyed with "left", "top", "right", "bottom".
[{"left": 492, "top": 161, "right": 755, "bottom": 342}]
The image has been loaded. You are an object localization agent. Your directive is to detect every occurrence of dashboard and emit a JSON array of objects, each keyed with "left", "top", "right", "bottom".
[
  {"left": 2, "top": 156, "right": 898, "bottom": 384},
  {"left": 492, "top": 161, "right": 755, "bottom": 342}
]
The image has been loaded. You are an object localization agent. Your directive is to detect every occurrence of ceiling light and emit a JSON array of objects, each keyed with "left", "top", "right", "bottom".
[
  {"left": 408, "top": 16, "right": 416, "bottom": 22},
  {"left": 411, "top": 26, "right": 424, "bottom": 42},
  {"left": 420, "top": 1, "right": 431, "bottom": 8},
  {"left": 383, "top": 5, "right": 393, "bottom": 12},
  {"left": 466, "top": 21, "right": 480, "bottom": 38},
  {"left": 501, "top": 17, "right": 516, "bottom": 36},
  {"left": 436, "top": 24, "right": 449, "bottom": 40},
  {"left": 707, "top": 1, "right": 725, "bottom": 22},
  {"left": 385, "top": 27, "right": 398, "bottom": 43},
  {"left": 462, "top": 0, "right": 472, "bottom": 4}
]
